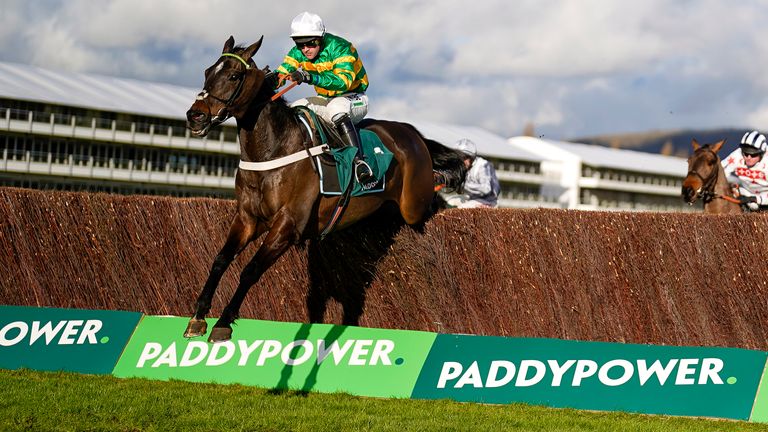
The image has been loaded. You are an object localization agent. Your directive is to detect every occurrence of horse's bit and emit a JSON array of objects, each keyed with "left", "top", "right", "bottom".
[{"left": 686, "top": 167, "right": 718, "bottom": 202}]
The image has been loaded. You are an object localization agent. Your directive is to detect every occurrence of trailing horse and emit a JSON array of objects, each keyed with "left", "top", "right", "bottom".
[
  {"left": 681, "top": 138, "right": 741, "bottom": 214},
  {"left": 184, "top": 36, "right": 468, "bottom": 342}
]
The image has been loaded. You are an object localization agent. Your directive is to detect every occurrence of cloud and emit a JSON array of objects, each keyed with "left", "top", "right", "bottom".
[
  {"left": 2, "top": 0, "right": 768, "bottom": 139},
  {"left": 24, "top": 18, "right": 95, "bottom": 73}
]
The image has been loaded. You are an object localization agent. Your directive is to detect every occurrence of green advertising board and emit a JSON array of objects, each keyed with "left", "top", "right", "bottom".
[
  {"left": 0, "top": 305, "right": 141, "bottom": 374},
  {"left": 4, "top": 305, "right": 768, "bottom": 423},
  {"left": 748, "top": 361, "right": 768, "bottom": 422},
  {"left": 411, "top": 334, "right": 767, "bottom": 420},
  {"left": 113, "top": 316, "right": 435, "bottom": 398}
]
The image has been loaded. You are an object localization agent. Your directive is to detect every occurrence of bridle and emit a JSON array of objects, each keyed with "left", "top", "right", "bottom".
[
  {"left": 686, "top": 147, "right": 740, "bottom": 204},
  {"left": 194, "top": 52, "right": 290, "bottom": 126},
  {"left": 686, "top": 167, "right": 717, "bottom": 203},
  {"left": 195, "top": 53, "right": 259, "bottom": 124}
]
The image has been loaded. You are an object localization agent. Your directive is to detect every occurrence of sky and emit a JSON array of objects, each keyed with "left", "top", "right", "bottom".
[{"left": 3, "top": 0, "right": 768, "bottom": 140}]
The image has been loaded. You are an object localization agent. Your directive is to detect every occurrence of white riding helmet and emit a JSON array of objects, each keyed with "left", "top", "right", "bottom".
[
  {"left": 290, "top": 12, "right": 326, "bottom": 39},
  {"left": 740, "top": 130, "right": 767, "bottom": 154},
  {"left": 455, "top": 138, "right": 477, "bottom": 158}
]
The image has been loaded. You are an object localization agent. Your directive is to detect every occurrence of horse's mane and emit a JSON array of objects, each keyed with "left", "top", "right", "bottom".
[
  {"left": 225, "top": 44, "right": 297, "bottom": 128},
  {"left": 261, "top": 91, "right": 295, "bottom": 127}
]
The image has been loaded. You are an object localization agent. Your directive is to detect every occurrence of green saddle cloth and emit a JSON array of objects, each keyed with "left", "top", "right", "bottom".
[{"left": 332, "top": 130, "right": 394, "bottom": 196}]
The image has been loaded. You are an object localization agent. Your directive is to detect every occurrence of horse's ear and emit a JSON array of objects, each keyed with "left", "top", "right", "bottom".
[
  {"left": 691, "top": 138, "right": 700, "bottom": 151},
  {"left": 711, "top": 139, "right": 726, "bottom": 153},
  {"left": 242, "top": 36, "right": 264, "bottom": 61},
  {"left": 222, "top": 36, "right": 235, "bottom": 54}
]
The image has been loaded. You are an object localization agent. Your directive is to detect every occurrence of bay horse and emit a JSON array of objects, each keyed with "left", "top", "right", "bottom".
[
  {"left": 184, "top": 36, "right": 468, "bottom": 342},
  {"left": 681, "top": 138, "right": 741, "bottom": 214}
]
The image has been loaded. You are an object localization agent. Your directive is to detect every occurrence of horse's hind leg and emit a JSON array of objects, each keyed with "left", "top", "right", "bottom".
[
  {"left": 184, "top": 215, "right": 257, "bottom": 338},
  {"left": 208, "top": 213, "right": 300, "bottom": 342},
  {"left": 398, "top": 161, "right": 434, "bottom": 225}
]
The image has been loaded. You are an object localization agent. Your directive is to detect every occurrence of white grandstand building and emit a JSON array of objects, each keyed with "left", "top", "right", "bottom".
[{"left": 0, "top": 60, "right": 693, "bottom": 211}]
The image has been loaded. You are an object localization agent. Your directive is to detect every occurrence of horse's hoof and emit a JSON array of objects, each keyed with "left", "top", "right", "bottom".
[
  {"left": 184, "top": 318, "right": 208, "bottom": 338},
  {"left": 208, "top": 326, "right": 232, "bottom": 343}
]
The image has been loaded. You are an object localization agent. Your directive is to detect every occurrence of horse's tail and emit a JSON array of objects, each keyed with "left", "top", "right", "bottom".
[
  {"left": 394, "top": 123, "right": 470, "bottom": 192},
  {"left": 423, "top": 137, "right": 470, "bottom": 192}
]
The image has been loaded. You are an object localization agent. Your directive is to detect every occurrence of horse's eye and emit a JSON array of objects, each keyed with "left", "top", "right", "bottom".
[{"left": 229, "top": 73, "right": 242, "bottom": 81}]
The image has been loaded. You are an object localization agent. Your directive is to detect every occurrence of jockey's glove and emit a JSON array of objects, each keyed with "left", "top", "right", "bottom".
[
  {"left": 290, "top": 69, "right": 313, "bottom": 85},
  {"left": 738, "top": 195, "right": 757, "bottom": 205}
]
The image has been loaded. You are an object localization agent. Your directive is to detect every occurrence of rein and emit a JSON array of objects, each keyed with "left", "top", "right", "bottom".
[
  {"left": 271, "top": 80, "right": 298, "bottom": 101},
  {"left": 700, "top": 190, "right": 741, "bottom": 204}
]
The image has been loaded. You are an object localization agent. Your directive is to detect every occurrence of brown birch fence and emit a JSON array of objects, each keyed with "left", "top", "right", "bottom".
[{"left": 2, "top": 187, "right": 767, "bottom": 349}]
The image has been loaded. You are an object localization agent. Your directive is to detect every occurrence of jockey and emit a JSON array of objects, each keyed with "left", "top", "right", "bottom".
[
  {"left": 277, "top": 11, "right": 374, "bottom": 184},
  {"left": 445, "top": 139, "right": 500, "bottom": 208},
  {"left": 722, "top": 130, "right": 768, "bottom": 211}
]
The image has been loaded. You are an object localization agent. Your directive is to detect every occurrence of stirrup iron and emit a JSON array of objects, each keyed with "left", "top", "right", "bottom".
[{"left": 354, "top": 159, "right": 374, "bottom": 183}]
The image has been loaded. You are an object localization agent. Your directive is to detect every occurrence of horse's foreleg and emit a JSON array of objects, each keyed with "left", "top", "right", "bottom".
[
  {"left": 208, "top": 213, "right": 299, "bottom": 343},
  {"left": 184, "top": 215, "right": 256, "bottom": 338}
]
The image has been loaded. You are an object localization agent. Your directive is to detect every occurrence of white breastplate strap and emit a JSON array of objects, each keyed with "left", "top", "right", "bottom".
[
  {"left": 238, "top": 144, "right": 329, "bottom": 171},
  {"left": 239, "top": 113, "right": 328, "bottom": 171}
]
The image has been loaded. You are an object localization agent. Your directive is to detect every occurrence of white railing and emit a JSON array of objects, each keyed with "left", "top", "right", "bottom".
[
  {"left": 578, "top": 176, "right": 680, "bottom": 196},
  {"left": 1, "top": 150, "right": 236, "bottom": 190},
  {"left": 3, "top": 108, "right": 239, "bottom": 155},
  {"left": 495, "top": 170, "right": 548, "bottom": 184},
  {"left": 582, "top": 167, "right": 682, "bottom": 189}
]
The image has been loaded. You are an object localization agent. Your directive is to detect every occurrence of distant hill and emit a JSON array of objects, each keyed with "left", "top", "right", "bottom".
[{"left": 572, "top": 128, "right": 747, "bottom": 158}]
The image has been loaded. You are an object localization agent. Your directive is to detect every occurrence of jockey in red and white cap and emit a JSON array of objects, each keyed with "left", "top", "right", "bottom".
[{"left": 722, "top": 130, "right": 768, "bottom": 210}]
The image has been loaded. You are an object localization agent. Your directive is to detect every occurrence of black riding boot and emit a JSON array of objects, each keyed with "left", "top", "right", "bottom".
[{"left": 333, "top": 113, "right": 374, "bottom": 184}]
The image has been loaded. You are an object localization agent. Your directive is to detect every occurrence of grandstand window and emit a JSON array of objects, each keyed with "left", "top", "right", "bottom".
[
  {"left": 8, "top": 108, "right": 25, "bottom": 121},
  {"left": 206, "top": 129, "right": 221, "bottom": 141},
  {"left": 95, "top": 117, "right": 112, "bottom": 129},
  {"left": 222, "top": 127, "right": 238, "bottom": 142},
  {"left": 189, "top": 155, "right": 200, "bottom": 173},
  {"left": 170, "top": 124, "right": 187, "bottom": 137},
  {"left": 115, "top": 118, "right": 133, "bottom": 132},
  {"left": 30, "top": 140, "right": 47, "bottom": 162},
  {"left": 135, "top": 122, "right": 151, "bottom": 134},
  {"left": 52, "top": 112, "right": 70, "bottom": 125},
  {"left": 55, "top": 140, "right": 69, "bottom": 164}
]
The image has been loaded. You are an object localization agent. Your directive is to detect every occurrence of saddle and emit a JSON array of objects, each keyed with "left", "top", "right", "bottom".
[{"left": 294, "top": 107, "right": 393, "bottom": 196}]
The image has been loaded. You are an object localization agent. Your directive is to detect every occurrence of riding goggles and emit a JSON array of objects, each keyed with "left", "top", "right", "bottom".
[
  {"left": 295, "top": 39, "right": 320, "bottom": 49},
  {"left": 742, "top": 149, "right": 764, "bottom": 157}
]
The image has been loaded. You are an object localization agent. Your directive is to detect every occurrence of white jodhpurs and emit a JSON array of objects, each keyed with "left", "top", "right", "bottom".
[{"left": 290, "top": 93, "right": 369, "bottom": 124}]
